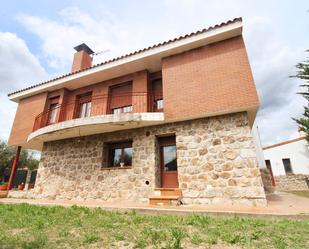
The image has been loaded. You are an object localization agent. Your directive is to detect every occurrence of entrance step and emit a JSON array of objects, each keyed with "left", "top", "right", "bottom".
[
  {"left": 154, "top": 188, "right": 182, "bottom": 196},
  {"left": 149, "top": 188, "right": 182, "bottom": 206},
  {"left": 149, "top": 195, "right": 181, "bottom": 206},
  {"left": 0, "top": 191, "right": 8, "bottom": 198}
]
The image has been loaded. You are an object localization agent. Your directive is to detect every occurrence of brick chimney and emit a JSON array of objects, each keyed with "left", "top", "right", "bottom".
[{"left": 71, "top": 43, "right": 94, "bottom": 72}]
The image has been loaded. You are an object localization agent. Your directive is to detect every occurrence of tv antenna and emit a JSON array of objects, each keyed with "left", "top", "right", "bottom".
[{"left": 92, "top": 49, "right": 111, "bottom": 57}]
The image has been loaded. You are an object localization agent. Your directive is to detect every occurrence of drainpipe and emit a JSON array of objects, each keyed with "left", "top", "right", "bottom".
[{"left": 7, "top": 146, "right": 21, "bottom": 192}]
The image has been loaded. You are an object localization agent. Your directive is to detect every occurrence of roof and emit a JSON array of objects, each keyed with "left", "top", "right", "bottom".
[
  {"left": 8, "top": 17, "right": 242, "bottom": 101},
  {"left": 263, "top": 137, "right": 306, "bottom": 150}
]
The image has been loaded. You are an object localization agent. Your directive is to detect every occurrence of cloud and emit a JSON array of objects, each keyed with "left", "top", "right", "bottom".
[
  {"left": 0, "top": 32, "right": 47, "bottom": 141},
  {"left": 0, "top": 32, "right": 47, "bottom": 93},
  {"left": 243, "top": 17, "right": 306, "bottom": 146},
  {"left": 16, "top": 7, "right": 146, "bottom": 73},
  {"left": 0, "top": 93, "right": 16, "bottom": 141}
]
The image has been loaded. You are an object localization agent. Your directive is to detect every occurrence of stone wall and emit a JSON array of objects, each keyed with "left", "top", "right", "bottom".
[
  {"left": 25, "top": 112, "right": 266, "bottom": 206},
  {"left": 260, "top": 168, "right": 275, "bottom": 193},
  {"left": 274, "top": 174, "right": 309, "bottom": 191}
]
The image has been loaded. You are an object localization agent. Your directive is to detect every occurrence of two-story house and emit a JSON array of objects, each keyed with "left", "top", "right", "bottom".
[{"left": 7, "top": 18, "right": 267, "bottom": 206}]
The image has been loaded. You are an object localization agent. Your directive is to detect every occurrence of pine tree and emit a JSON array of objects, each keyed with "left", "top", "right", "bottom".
[{"left": 291, "top": 51, "right": 309, "bottom": 143}]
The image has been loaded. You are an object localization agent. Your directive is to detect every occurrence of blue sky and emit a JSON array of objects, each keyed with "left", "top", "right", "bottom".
[{"left": 0, "top": 0, "right": 308, "bottom": 147}]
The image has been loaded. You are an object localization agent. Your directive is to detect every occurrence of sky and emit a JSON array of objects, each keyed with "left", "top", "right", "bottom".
[{"left": 0, "top": 0, "right": 308, "bottom": 148}]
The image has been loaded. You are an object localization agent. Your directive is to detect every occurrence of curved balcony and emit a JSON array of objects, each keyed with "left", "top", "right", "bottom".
[{"left": 28, "top": 93, "right": 164, "bottom": 148}]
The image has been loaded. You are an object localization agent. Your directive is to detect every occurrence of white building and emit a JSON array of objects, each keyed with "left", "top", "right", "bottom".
[
  {"left": 263, "top": 137, "right": 309, "bottom": 176},
  {"left": 251, "top": 122, "right": 266, "bottom": 169}
]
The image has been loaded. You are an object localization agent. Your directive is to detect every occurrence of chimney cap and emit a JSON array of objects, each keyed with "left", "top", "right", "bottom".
[{"left": 74, "top": 43, "right": 94, "bottom": 55}]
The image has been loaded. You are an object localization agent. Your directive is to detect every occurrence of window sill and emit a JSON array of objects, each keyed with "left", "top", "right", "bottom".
[{"left": 101, "top": 166, "right": 132, "bottom": 170}]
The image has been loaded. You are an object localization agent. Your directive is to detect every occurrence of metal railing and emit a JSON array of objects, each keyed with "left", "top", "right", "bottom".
[{"left": 32, "top": 93, "right": 163, "bottom": 132}]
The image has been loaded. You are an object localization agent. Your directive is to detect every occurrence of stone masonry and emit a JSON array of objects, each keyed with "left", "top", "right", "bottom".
[
  {"left": 274, "top": 174, "right": 309, "bottom": 191},
  {"left": 23, "top": 112, "right": 267, "bottom": 207}
]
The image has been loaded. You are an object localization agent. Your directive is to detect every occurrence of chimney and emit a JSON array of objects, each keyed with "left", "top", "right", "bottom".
[{"left": 71, "top": 43, "right": 94, "bottom": 72}]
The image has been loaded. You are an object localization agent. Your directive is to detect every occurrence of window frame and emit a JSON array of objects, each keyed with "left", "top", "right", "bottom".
[{"left": 107, "top": 141, "right": 133, "bottom": 168}]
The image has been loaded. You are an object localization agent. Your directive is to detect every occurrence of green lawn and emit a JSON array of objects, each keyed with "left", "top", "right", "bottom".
[
  {"left": 0, "top": 204, "right": 308, "bottom": 249},
  {"left": 288, "top": 191, "right": 309, "bottom": 199}
]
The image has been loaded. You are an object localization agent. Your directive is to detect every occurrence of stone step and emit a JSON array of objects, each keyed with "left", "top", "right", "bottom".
[
  {"left": 154, "top": 188, "right": 182, "bottom": 196},
  {"left": 149, "top": 195, "right": 181, "bottom": 206},
  {"left": 0, "top": 191, "right": 8, "bottom": 198}
]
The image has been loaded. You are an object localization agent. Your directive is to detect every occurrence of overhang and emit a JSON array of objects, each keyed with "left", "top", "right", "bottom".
[{"left": 27, "top": 112, "right": 164, "bottom": 150}]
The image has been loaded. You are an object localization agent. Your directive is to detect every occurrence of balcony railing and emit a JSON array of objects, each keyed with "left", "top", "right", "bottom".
[{"left": 32, "top": 93, "right": 163, "bottom": 132}]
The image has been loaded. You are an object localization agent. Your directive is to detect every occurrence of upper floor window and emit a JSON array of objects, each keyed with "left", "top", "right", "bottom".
[
  {"left": 79, "top": 101, "right": 92, "bottom": 118},
  {"left": 109, "top": 82, "right": 132, "bottom": 114},
  {"left": 76, "top": 92, "right": 92, "bottom": 118},
  {"left": 151, "top": 79, "right": 163, "bottom": 111},
  {"left": 282, "top": 158, "right": 293, "bottom": 174},
  {"left": 47, "top": 96, "right": 60, "bottom": 124}
]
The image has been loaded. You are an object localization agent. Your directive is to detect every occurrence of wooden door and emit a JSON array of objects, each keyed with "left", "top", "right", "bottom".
[{"left": 159, "top": 136, "right": 178, "bottom": 188}]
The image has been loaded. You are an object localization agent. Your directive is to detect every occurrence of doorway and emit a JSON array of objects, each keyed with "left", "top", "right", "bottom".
[{"left": 158, "top": 136, "right": 178, "bottom": 188}]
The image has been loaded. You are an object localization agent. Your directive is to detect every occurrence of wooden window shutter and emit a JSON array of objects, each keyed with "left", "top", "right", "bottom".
[{"left": 109, "top": 82, "right": 132, "bottom": 109}]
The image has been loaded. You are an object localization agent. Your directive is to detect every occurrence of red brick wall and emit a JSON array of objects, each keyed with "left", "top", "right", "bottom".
[
  {"left": 162, "top": 35, "right": 259, "bottom": 121},
  {"left": 8, "top": 92, "right": 48, "bottom": 146},
  {"left": 8, "top": 71, "right": 149, "bottom": 146}
]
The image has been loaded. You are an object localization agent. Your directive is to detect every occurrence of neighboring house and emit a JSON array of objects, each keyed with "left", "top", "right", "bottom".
[
  {"left": 263, "top": 137, "right": 309, "bottom": 191},
  {"left": 7, "top": 18, "right": 267, "bottom": 206}
]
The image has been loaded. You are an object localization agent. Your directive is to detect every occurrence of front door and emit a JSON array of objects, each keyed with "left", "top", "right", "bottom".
[{"left": 159, "top": 136, "right": 178, "bottom": 188}]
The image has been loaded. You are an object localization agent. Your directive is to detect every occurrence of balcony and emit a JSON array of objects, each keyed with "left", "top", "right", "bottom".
[{"left": 28, "top": 93, "right": 164, "bottom": 148}]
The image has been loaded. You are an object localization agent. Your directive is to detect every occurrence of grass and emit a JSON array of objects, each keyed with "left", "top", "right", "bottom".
[
  {"left": 288, "top": 191, "right": 309, "bottom": 198},
  {"left": 0, "top": 204, "right": 308, "bottom": 248}
]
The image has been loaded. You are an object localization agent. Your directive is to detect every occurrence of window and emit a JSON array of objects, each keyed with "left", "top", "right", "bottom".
[
  {"left": 282, "top": 158, "right": 293, "bottom": 174},
  {"left": 112, "top": 105, "right": 132, "bottom": 114},
  {"left": 108, "top": 141, "right": 132, "bottom": 167},
  {"left": 79, "top": 101, "right": 91, "bottom": 118},
  {"left": 109, "top": 82, "right": 132, "bottom": 114},
  {"left": 48, "top": 103, "right": 59, "bottom": 124},
  {"left": 47, "top": 96, "right": 60, "bottom": 124},
  {"left": 163, "top": 145, "right": 177, "bottom": 171},
  {"left": 156, "top": 99, "right": 164, "bottom": 110},
  {"left": 75, "top": 92, "right": 92, "bottom": 118},
  {"left": 151, "top": 79, "right": 163, "bottom": 111}
]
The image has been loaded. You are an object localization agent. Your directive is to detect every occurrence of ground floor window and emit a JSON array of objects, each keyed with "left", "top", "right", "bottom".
[
  {"left": 282, "top": 158, "right": 293, "bottom": 174},
  {"left": 108, "top": 141, "right": 132, "bottom": 167}
]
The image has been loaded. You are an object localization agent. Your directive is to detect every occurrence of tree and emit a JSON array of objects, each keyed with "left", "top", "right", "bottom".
[
  {"left": 0, "top": 139, "right": 39, "bottom": 182},
  {"left": 291, "top": 51, "right": 309, "bottom": 143}
]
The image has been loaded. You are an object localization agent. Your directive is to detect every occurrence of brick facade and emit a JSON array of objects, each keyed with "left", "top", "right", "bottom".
[
  {"left": 9, "top": 36, "right": 259, "bottom": 148},
  {"left": 162, "top": 36, "right": 259, "bottom": 124}
]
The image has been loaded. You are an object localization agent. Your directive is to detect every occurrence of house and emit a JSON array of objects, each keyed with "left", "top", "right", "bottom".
[
  {"left": 7, "top": 18, "right": 267, "bottom": 206},
  {"left": 263, "top": 136, "right": 309, "bottom": 191}
]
